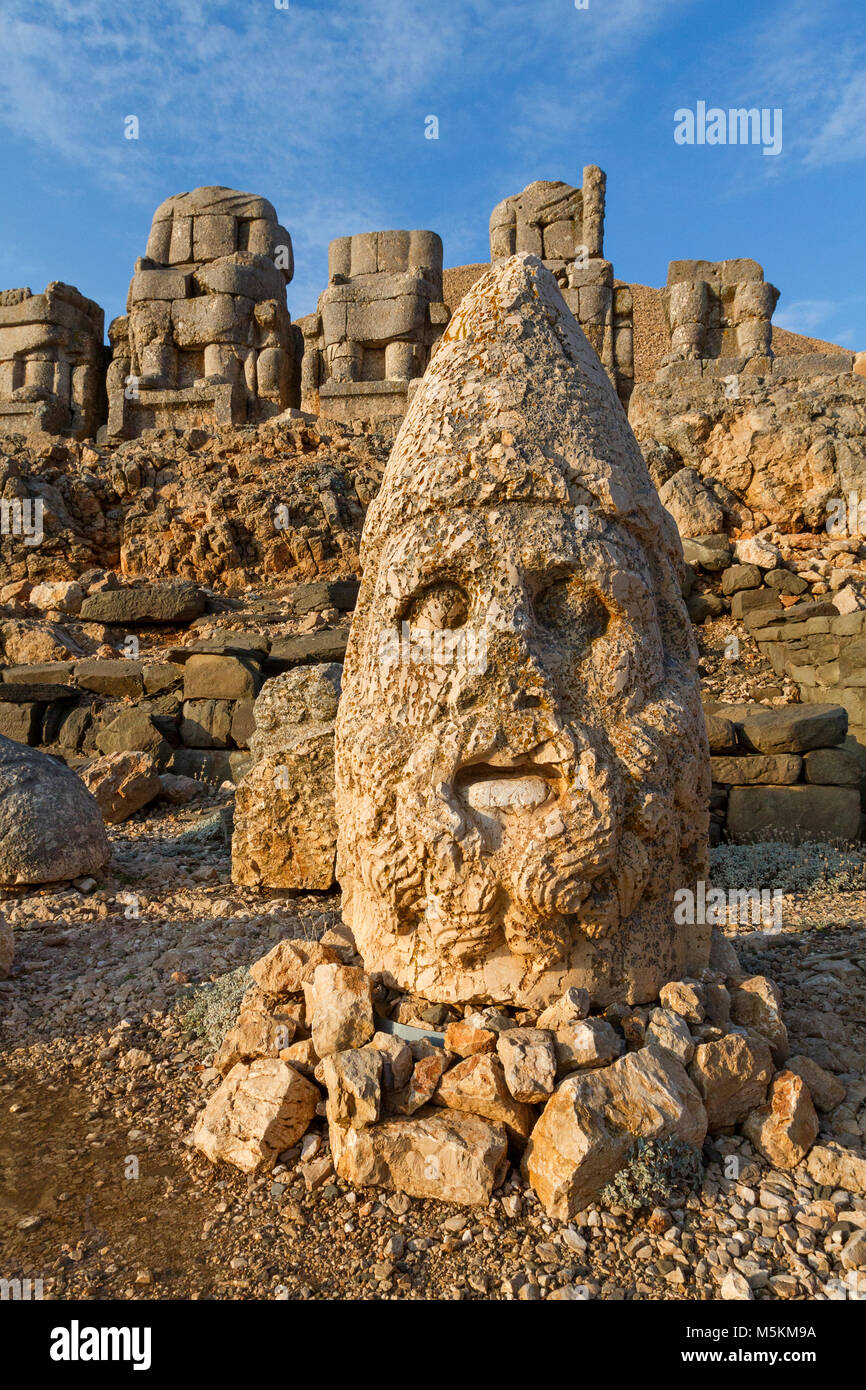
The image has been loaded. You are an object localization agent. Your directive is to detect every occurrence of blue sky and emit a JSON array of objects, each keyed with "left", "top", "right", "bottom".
[{"left": 0, "top": 0, "right": 863, "bottom": 346}]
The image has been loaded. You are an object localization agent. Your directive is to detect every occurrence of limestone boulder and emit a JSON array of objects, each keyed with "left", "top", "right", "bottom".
[
  {"left": 322, "top": 1047, "right": 383, "bottom": 1129},
  {"left": 786, "top": 1055, "right": 845, "bottom": 1112},
  {"left": 80, "top": 751, "right": 161, "bottom": 824},
  {"left": 433, "top": 1053, "right": 535, "bottom": 1140},
  {"left": 689, "top": 1033, "right": 773, "bottom": 1130},
  {"left": 741, "top": 703, "right": 848, "bottom": 754},
  {"left": 741, "top": 1071, "right": 819, "bottom": 1169},
  {"left": 249, "top": 938, "right": 342, "bottom": 997},
  {"left": 443, "top": 1020, "right": 497, "bottom": 1057},
  {"left": 78, "top": 583, "right": 205, "bottom": 624},
  {"left": 658, "top": 468, "right": 725, "bottom": 538},
  {"left": 555, "top": 1018, "right": 623, "bottom": 1074},
  {"left": 524, "top": 1045, "right": 707, "bottom": 1219},
  {"left": 231, "top": 665, "right": 340, "bottom": 890},
  {"left": 807, "top": 1143, "right": 866, "bottom": 1195},
  {"left": 536, "top": 988, "right": 591, "bottom": 1030},
  {"left": 496, "top": 1028, "right": 557, "bottom": 1103},
  {"left": 192, "top": 1058, "right": 319, "bottom": 1173},
  {"left": 213, "top": 997, "right": 303, "bottom": 1075},
  {"left": 729, "top": 976, "right": 789, "bottom": 1065},
  {"left": 645, "top": 1007, "right": 695, "bottom": 1065},
  {"left": 0, "top": 736, "right": 110, "bottom": 885},
  {"left": 310, "top": 963, "right": 375, "bottom": 1057},
  {"left": 330, "top": 1109, "right": 509, "bottom": 1205}
]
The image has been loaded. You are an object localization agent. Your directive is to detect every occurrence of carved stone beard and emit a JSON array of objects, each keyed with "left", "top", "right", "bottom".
[{"left": 340, "top": 689, "right": 689, "bottom": 977}]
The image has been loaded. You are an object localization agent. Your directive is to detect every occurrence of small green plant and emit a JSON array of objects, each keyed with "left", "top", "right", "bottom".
[
  {"left": 599, "top": 1136, "right": 703, "bottom": 1211},
  {"left": 178, "top": 965, "right": 248, "bottom": 1050}
]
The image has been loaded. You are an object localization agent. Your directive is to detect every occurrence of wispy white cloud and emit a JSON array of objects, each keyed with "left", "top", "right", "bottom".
[{"left": 775, "top": 298, "right": 840, "bottom": 333}]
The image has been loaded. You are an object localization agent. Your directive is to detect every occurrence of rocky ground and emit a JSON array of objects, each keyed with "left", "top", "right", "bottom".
[{"left": 2, "top": 793, "right": 865, "bottom": 1301}]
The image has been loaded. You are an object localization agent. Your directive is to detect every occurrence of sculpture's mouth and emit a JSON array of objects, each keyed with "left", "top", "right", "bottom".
[{"left": 454, "top": 759, "right": 560, "bottom": 817}]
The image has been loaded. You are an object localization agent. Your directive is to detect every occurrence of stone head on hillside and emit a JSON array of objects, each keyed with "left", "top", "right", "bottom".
[
  {"left": 335, "top": 254, "right": 711, "bottom": 1011},
  {"left": 106, "top": 186, "right": 301, "bottom": 437}
]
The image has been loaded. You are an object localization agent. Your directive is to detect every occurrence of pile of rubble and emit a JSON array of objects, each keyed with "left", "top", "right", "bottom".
[{"left": 191, "top": 925, "right": 844, "bottom": 1224}]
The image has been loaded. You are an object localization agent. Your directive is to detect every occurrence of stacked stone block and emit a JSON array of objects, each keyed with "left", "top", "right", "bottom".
[
  {"left": 0, "top": 283, "right": 105, "bottom": 438},
  {"left": 744, "top": 602, "right": 866, "bottom": 777},
  {"left": 106, "top": 186, "right": 301, "bottom": 438},
  {"left": 705, "top": 700, "right": 863, "bottom": 844},
  {"left": 489, "top": 169, "right": 634, "bottom": 406},
  {"left": 659, "top": 258, "right": 780, "bottom": 381},
  {"left": 298, "top": 230, "right": 450, "bottom": 422}
]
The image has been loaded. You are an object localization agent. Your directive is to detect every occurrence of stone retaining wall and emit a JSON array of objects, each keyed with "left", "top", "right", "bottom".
[{"left": 705, "top": 701, "right": 863, "bottom": 845}]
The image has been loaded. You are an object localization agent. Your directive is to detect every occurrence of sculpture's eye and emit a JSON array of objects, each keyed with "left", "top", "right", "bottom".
[
  {"left": 403, "top": 581, "right": 469, "bottom": 630},
  {"left": 534, "top": 577, "right": 610, "bottom": 645}
]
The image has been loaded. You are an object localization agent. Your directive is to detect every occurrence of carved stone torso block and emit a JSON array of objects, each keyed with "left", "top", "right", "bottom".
[
  {"left": 106, "top": 186, "right": 300, "bottom": 438},
  {"left": 299, "top": 230, "right": 450, "bottom": 423},
  {"left": 0, "top": 283, "right": 105, "bottom": 438}
]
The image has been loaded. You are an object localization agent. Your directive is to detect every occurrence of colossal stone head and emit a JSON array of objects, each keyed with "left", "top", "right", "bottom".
[{"left": 335, "top": 255, "right": 710, "bottom": 1010}]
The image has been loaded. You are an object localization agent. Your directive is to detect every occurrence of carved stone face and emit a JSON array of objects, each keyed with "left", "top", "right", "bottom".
[{"left": 335, "top": 255, "right": 710, "bottom": 1009}]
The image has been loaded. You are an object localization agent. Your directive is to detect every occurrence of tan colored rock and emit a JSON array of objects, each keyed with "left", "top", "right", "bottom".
[
  {"left": 524, "top": 1045, "right": 707, "bottom": 1219},
  {"left": 249, "top": 938, "right": 342, "bottom": 997},
  {"left": 729, "top": 976, "right": 789, "bottom": 1065},
  {"left": 322, "top": 1047, "right": 383, "bottom": 1129},
  {"left": 659, "top": 980, "right": 705, "bottom": 1024},
  {"left": 330, "top": 1108, "right": 509, "bottom": 1205},
  {"left": 368, "top": 1031, "right": 413, "bottom": 1090},
  {"left": 79, "top": 750, "right": 160, "bottom": 824},
  {"left": 689, "top": 1033, "right": 773, "bottom": 1130},
  {"left": 310, "top": 963, "right": 375, "bottom": 1057},
  {"left": 232, "top": 666, "right": 340, "bottom": 889},
  {"left": 444, "top": 1020, "right": 497, "bottom": 1057},
  {"left": 433, "top": 1053, "right": 535, "bottom": 1140},
  {"left": 536, "top": 987, "right": 591, "bottom": 1030},
  {"left": 741, "top": 1070, "right": 818, "bottom": 1169},
  {"left": 192, "top": 1058, "right": 319, "bottom": 1173},
  {"left": 334, "top": 254, "right": 711, "bottom": 1011},
  {"left": 645, "top": 1007, "right": 695, "bottom": 1065},
  {"left": 496, "top": 1028, "right": 556, "bottom": 1103},
  {"left": 214, "top": 999, "right": 300, "bottom": 1075},
  {"left": 393, "top": 1050, "right": 452, "bottom": 1115},
  {"left": 555, "top": 1017, "right": 623, "bottom": 1074},
  {"left": 806, "top": 1143, "right": 866, "bottom": 1195},
  {"left": 786, "top": 1055, "right": 845, "bottom": 1112},
  {"left": 280, "top": 1038, "right": 318, "bottom": 1078}
]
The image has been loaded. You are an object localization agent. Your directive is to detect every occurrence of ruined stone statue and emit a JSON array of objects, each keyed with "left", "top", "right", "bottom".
[
  {"left": 106, "top": 186, "right": 301, "bottom": 437},
  {"left": 0, "top": 283, "right": 105, "bottom": 438},
  {"left": 298, "top": 230, "right": 450, "bottom": 422},
  {"left": 335, "top": 254, "right": 710, "bottom": 1010},
  {"left": 660, "top": 258, "right": 780, "bottom": 375},
  {"left": 489, "top": 170, "right": 634, "bottom": 406}
]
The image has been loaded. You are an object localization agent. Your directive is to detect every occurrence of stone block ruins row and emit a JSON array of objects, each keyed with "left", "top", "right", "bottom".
[{"left": 4, "top": 164, "right": 845, "bottom": 441}]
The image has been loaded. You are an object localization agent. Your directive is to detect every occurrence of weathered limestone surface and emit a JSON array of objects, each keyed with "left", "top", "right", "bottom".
[
  {"left": 330, "top": 1108, "right": 509, "bottom": 1205},
  {"left": 0, "top": 283, "right": 105, "bottom": 438},
  {"left": 523, "top": 1045, "right": 707, "bottom": 1219},
  {"left": 0, "top": 735, "right": 110, "bottom": 885},
  {"left": 106, "top": 187, "right": 300, "bottom": 438},
  {"left": 299, "top": 230, "right": 449, "bottom": 423},
  {"left": 489, "top": 170, "right": 633, "bottom": 405},
  {"left": 193, "top": 1058, "right": 319, "bottom": 1173},
  {"left": 335, "top": 254, "right": 711, "bottom": 1010},
  {"left": 231, "top": 664, "right": 341, "bottom": 888},
  {"left": 659, "top": 258, "right": 779, "bottom": 372}
]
